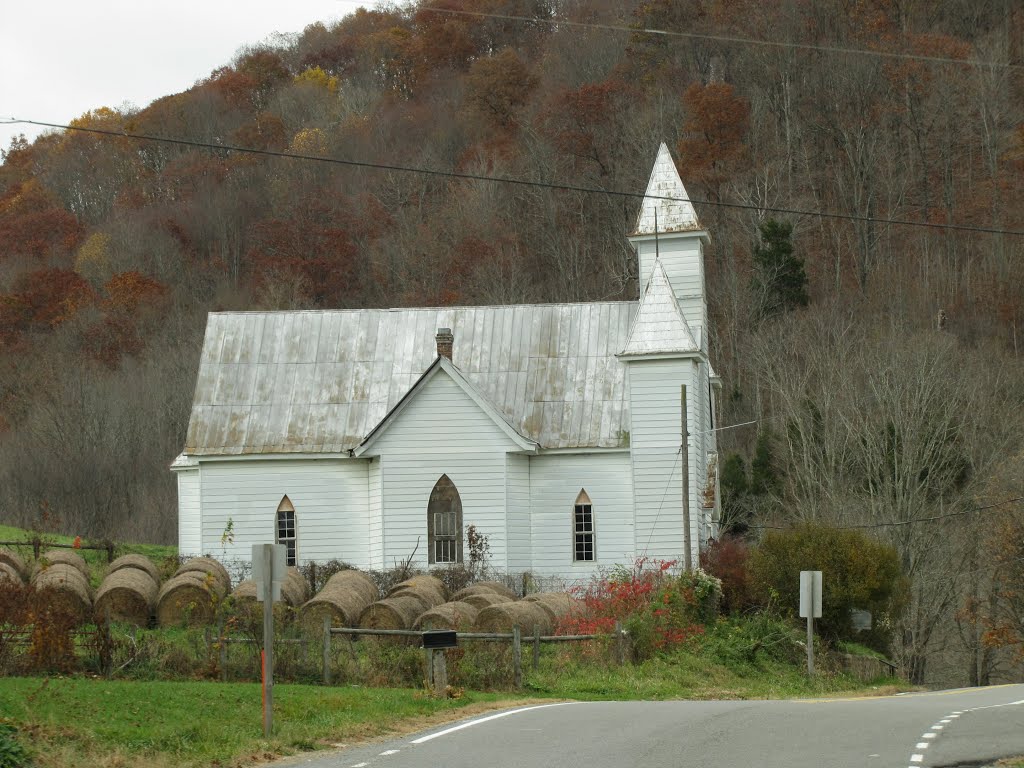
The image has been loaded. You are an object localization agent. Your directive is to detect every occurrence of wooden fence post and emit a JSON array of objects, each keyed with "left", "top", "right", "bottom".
[
  {"left": 31, "top": 537, "right": 40, "bottom": 560},
  {"left": 512, "top": 626, "right": 522, "bottom": 689},
  {"left": 615, "top": 621, "right": 626, "bottom": 665},
  {"left": 322, "top": 615, "right": 331, "bottom": 686},
  {"left": 217, "top": 618, "right": 227, "bottom": 682},
  {"left": 104, "top": 541, "right": 115, "bottom": 563},
  {"left": 532, "top": 624, "right": 540, "bottom": 670}
]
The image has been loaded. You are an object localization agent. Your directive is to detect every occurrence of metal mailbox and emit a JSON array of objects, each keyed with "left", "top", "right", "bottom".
[{"left": 422, "top": 630, "right": 458, "bottom": 650}]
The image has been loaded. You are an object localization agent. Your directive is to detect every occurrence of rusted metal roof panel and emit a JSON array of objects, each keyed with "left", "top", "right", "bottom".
[{"left": 183, "top": 302, "right": 639, "bottom": 454}]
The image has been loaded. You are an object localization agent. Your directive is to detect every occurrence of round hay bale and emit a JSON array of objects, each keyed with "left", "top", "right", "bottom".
[
  {"left": 323, "top": 570, "right": 378, "bottom": 605},
  {"left": 358, "top": 595, "right": 428, "bottom": 630},
  {"left": 413, "top": 601, "right": 479, "bottom": 631},
  {"left": 0, "top": 549, "right": 28, "bottom": 580},
  {"left": 474, "top": 601, "right": 552, "bottom": 634},
  {"left": 283, "top": 567, "right": 309, "bottom": 606},
  {"left": 0, "top": 562, "right": 24, "bottom": 584},
  {"left": 460, "top": 592, "right": 513, "bottom": 611},
  {"left": 389, "top": 575, "right": 447, "bottom": 602},
  {"left": 41, "top": 549, "right": 90, "bottom": 581},
  {"left": 389, "top": 584, "right": 445, "bottom": 611},
  {"left": 231, "top": 580, "right": 258, "bottom": 602},
  {"left": 522, "top": 592, "right": 576, "bottom": 622},
  {"left": 32, "top": 563, "right": 92, "bottom": 624},
  {"left": 156, "top": 572, "right": 219, "bottom": 627},
  {"left": 450, "top": 584, "right": 498, "bottom": 602},
  {"left": 175, "top": 557, "right": 230, "bottom": 597},
  {"left": 472, "top": 580, "right": 518, "bottom": 600},
  {"left": 95, "top": 568, "right": 158, "bottom": 626},
  {"left": 106, "top": 554, "right": 160, "bottom": 583}
]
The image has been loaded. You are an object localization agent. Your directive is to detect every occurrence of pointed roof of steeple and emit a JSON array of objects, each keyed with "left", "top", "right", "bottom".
[
  {"left": 618, "top": 258, "right": 699, "bottom": 357},
  {"left": 632, "top": 143, "right": 701, "bottom": 236}
]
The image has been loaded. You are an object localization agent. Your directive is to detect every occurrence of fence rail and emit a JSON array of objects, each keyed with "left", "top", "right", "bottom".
[
  {"left": 324, "top": 621, "right": 628, "bottom": 688},
  {"left": 0, "top": 538, "right": 116, "bottom": 562}
]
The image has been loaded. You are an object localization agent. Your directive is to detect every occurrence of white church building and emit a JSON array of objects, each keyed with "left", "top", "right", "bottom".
[{"left": 172, "top": 144, "right": 721, "bottom": 583}]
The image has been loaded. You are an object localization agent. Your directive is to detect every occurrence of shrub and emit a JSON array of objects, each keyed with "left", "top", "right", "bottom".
[
  {"left": 700, "top": 536, "right": 752, "bottom": 614},
  {"left": 559, "top": 559, "right": 717, "bottom": 662},
  {"left": 0, "top": 723, "right": 32, "bottom": 768},
  {"left": 747, "top": 522, "right": 906, "bottom": 650}
]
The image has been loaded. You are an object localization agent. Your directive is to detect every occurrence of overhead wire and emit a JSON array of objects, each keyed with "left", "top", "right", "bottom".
[
  {"left": 422, "top": 7, "right": 1024, "bottom": 72},
  {"left": 3, "top": 118, "right": 1023, "bottom": 238}
]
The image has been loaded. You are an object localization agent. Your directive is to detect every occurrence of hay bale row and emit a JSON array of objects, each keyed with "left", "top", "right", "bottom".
[
  {"left": 95, "top": 568, "right": 158, "bottom": 627},
  {"left": 460, "top": 592, "right": 512, "bottom": 611},
  {"left": 522, "top": 592, "right": 576, "bottom": 622},
  {"left": 470, "top": 580, "right": 519, "bottom": 600},
  {"left": 41, "top": 549, "right": 90, "bottom": 581},
  {"left": 358, "top": 594, "right": 427, "bottom": 630},
  {"left": 157, "top": 571, "right": 223, "bottom": 627},
  {"left": 31, "top": 563, "right": 92, "bottom": 624},
  {"left": 106, "top": 554, "right": 160, "bottom": 583},
  {"left": 231, "top": 567, "right": 308, "bottom": 609},
  {"left": 0, "top": 562, "right": 23, "bottom": 585},
  {"left": 474, "top": 601, "right": 552, "bottom": 635},
  {"left": 300, "top": 569, "right": 379, "bottom": 629},
  {"left": 388, "top": 575, "right": 447, "bottom": 609},
  {"left": 0, "top": 549, "right": 27, "bottom": 581},
  {"left": 174, "top": 557, "right": 230, "bottom": 596},
  {"left": 413, "top": 601, "right": 479, "bottom": 631}
]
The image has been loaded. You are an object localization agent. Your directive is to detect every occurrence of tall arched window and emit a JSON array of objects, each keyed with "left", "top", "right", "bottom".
[
  {"left": 428, "top": 475, "right": 463, "bottom": 564},
  {"left": 276, "top": 496, "right": 297, "bottom": 566},
  {"left": 573, "top": 490, "right": 594, "bottom": 562}
]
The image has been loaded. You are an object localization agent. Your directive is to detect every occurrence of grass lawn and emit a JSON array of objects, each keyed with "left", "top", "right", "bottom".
[{"left": 0, "top": 677, "right": 514, "bottom": 768}]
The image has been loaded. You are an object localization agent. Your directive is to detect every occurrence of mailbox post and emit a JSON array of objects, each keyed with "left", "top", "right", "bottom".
[{"left": 422, "top": 630, "right": 458, "bottom": 695}]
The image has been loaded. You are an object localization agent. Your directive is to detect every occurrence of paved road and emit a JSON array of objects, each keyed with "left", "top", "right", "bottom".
[{"left": 280, "top": 685, "right": 1024, "bottom": 768}]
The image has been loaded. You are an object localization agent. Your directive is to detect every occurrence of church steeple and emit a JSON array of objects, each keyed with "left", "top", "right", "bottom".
[{"left": 629, "top": 143, "right": 709, "bottom": 351}]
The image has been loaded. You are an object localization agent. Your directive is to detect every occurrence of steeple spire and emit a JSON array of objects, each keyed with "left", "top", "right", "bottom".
[
  {"left": 618, "top": 258, "right": 699, "bottom": 357},
  {"left": 632, "top": 142, "right": 701, "bottom": 236}
]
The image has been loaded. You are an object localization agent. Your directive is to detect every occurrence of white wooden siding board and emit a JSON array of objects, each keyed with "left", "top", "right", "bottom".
[{"left": 177, "top": 469, "right": 202, "bottom": 556}]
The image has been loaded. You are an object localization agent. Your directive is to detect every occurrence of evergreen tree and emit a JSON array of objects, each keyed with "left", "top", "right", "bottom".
[{"left": 751, "top": 219, "right": 809, "bottom": 317}]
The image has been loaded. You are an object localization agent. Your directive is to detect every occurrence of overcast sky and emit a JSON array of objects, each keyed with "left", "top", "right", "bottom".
[{"left": 0, "top": 1, "right": 377, "bottom": 154}]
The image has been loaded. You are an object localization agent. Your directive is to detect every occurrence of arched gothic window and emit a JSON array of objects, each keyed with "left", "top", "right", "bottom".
[
  {"left": 276, "top": 496, "right": 297, "bottom": 566},
  {"left": 573, "top": 490, "right": 594, "bottom": 562},
  {"left": 428, "top": 475, "right": 463, "bottom": 564}
]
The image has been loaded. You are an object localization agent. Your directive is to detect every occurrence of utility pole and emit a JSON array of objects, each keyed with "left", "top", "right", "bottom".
[{"left": 681, "top": 384, "right": 692, "bottom": 572}]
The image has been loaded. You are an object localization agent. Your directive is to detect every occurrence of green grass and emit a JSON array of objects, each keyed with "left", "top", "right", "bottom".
[{"left": 0, "top": 677, "right": 511, "bottom": 768}]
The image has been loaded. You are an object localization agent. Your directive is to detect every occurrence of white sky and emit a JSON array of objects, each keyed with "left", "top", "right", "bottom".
[{"left": 0, "top": 0, "right": 378, "bottom": 154}]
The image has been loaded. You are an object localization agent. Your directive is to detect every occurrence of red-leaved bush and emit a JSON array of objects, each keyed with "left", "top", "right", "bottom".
[
  {"left": 700, "top": 536, "right": 753, "bottom": 615},
  {"left": 558, "top": 558, "right": 718, "bottom": 661}
]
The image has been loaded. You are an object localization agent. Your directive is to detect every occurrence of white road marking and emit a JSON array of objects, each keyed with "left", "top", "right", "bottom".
[
  {"left": 923, "top": 733, "right": 936, "bottom": 739},
  {"left": 964, "top": 699, "right": 1024, "bottom": 712},
  {"left": 940, "top": 719, "right": 951, "bottom": 723},
  {"left": 351, "top": 763, "right": 368, "bottom": 767},
  {"left": 932, "top": 725, "right": 943, "bottom": 730},
  {"left": 916, "top": 742, "right": 929, "bottom": 749},
  {"left": 379, "top": 750, "right": 400, "bottom": 756},
  {"left": 910, "top": 755, "right": 924, "bottom": 763},
  {"left": 410, "top": 703, "right": 574, "bottom": 744}
]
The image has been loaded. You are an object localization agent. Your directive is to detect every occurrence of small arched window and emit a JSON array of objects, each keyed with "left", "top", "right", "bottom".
[
  {"left": 276, "top": 496, "right": 297, "bottom": 566},
  {"left": 573, "top": 490, "right": 594, "bottom": 562},
  {"left": 428, "top": 475, "right": 463, "bottom": 564}
]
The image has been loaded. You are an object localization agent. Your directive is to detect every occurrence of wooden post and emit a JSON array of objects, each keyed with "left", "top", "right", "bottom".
[
  {"left": 512, "top": 625, "right": 522, "bottom": 688},
  {"left": 424, "top": 647, "right": 434, "bottom": 687},
  {"left": 31, "top": 537, "right": 40, "bottom": 560},
  {"left": 681, "top": 385, "right": 692, "bottom": 572},
  {"left": 105, "top": 541, "right": 115, "bottom": 563},
  {"left": 218, "top": 618, "right": 227, "bottom": 682},
  {"left": 431, "top": 651, "right": 448, "bottom": 694},
  {"left": 615, "top": 620, "right": 626, "bottom": 665},
  {"left": 806, "top": 614, "right": 815, "bottom": 677},
  {"left": 322, "top": 615, "right": 331, "bottom": 686},
  {"left": 532, "top": 624, "right": 540, "bottom": 670},
  {"left": 262, "top": 545, "right": 274, "bottom": 737}
]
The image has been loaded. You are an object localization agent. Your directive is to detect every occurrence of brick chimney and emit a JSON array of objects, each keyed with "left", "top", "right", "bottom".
[{"left": 435, "top": 328, "right": 454, "bottom": 360}]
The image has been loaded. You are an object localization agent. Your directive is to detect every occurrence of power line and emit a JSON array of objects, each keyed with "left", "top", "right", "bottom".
[
  {"left": 747, "top": 496, "right": 1024, "bottom": 531},
  {"left": 4, "top": 118, "right": 1023, "bottom": 239},
  {"left": 424, "top": 7, "right": 1024, "bottom": 71}
]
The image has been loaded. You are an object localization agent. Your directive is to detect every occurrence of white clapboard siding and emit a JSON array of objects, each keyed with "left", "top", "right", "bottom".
[
  {"left": 506, "top": 454, "right": 531, "bottom": 570},
  {"left": 198, "top": 458, "right": 371, "bottom": 568},
  {"left": 370, "top": 369, "right": 519, "bottom": 570},
  {"left": 529, "top": 452, "right": 634, "bottom": 584},
  {"left": 627, "top": 358, "right": 702, "bottom": 566},
  {"left": 635, "top": 234, "right": 707, "bottom": 341},
  {"left": 368, "top": 458, "right": 383, "bottom": 569},
  {"left": 177, "top": 468, "right": 202, "bottom": 557}
]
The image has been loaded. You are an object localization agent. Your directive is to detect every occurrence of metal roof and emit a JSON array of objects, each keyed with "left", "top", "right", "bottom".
[
  {"left": 619, "top": 259, "right": 699, "bottom": 358},
  {"left": 632, "top": 142, "right": 702, "bottom": 235},
  {"left": 184, "top": 302, "right": 638, "bottom": 455}
]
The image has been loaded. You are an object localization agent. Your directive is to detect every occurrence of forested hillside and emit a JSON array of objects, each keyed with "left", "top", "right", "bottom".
[{"left": 1, "top": 0, "right": 1023, "bottom": 685}]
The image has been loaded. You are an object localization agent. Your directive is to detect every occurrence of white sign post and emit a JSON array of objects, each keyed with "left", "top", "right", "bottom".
[
  {"left": 799, "top": 570, "right": 822, "bottom": 676},
  {"left": 252, "top": 544, "right": 286, "bottom": 737}
]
